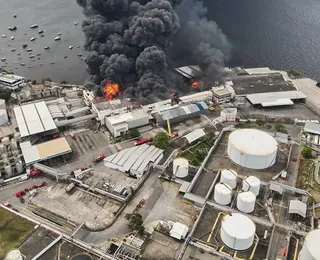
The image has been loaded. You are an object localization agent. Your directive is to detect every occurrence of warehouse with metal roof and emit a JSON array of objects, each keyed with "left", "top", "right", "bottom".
[
  {"left": 104, "top": 144, "right": 164, "bottom": 178},
  {"left": 20, "top": 137, "right": 72, "bottom": 165},
  {"left": 13, "top": 101, "right": 57, "bottom": 137},
  {"left": 153, "top": 101, "right": 209, "bottom": 126},
  {"left": 246, "top": 91, "right": 306, "bottom": 107}
]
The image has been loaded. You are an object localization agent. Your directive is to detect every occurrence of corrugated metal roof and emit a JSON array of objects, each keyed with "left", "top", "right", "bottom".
[
  {"left": 131, "top": 146, "right": 156, "bottom": 171},
  {"left": 247, "top": 91, "right": 306, "bottom": 105},
  {"left": 118, "top": 146, "right": 139, "bottom": 166},
  {"left": 289, "top": 200, "right": 307, "bottom": 218},
  {"left": 304, "top": 122, "right": 320, "bottom": 135},
  {"left": 261, "top": 98, "right": 294, "bottom": 107},
  {"left": 185, "top": 128, "right": 206, "bottom": 143},
  {"left": 123, "top": 144, "right": 150, "bottom": 171},
  {"left": 13, "top": 101, "right": 57, "bottom": 137}
]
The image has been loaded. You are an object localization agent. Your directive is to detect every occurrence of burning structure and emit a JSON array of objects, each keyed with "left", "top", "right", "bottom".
[{"left": 77, "top": 0, "right": 231, "bottom": 104}]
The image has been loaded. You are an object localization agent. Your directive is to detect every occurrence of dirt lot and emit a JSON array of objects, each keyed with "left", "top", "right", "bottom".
[
  {"left": 30, "top": 183, "right": 122, "bottom": 229},
  {"left": 0, "top": 207, "right": 35, "bottom": 258}
]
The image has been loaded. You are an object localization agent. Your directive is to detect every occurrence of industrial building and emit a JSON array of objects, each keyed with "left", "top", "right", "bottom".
[
  {"left": 303, "top": 122, "right": 320, "bottom": 146},
  {"left": 212, "top": 83, "right": 234, "bottom": 104},
  {"left": 0, "top": 73, "right": 25, "bottom": 89},
  {"left": 91, "top": 99, "right": 129, "bottom": 123},
  {"left": 152, "top": 101, "right": 209, "bottom": 127},
  {"left": 104, "top": 144, "right": 164, "bottom": 178},
  {"left": 105, "top": 109, "right": 150, "bottom": 137},
  {"left": 227, "top": 129, "right": 278, "bottom": 169}
]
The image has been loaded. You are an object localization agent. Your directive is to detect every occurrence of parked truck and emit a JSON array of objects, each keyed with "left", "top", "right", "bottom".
[{"left": 94, "top": 154, "right": 105, "bottom": 163}]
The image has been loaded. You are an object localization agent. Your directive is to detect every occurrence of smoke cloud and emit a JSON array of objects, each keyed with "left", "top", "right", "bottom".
[{"left": 77, "top": 0, "right": 231, "bottom": 103}]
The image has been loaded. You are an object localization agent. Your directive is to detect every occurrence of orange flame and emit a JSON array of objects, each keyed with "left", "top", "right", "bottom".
[
  {"left": 104, "top": 81, "right": 120, "bottom": 100},
  {"left": 192, "top": 81, "right": 200, "bottom": 89}
]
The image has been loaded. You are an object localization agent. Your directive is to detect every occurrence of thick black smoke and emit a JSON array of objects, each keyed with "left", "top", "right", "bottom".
[{"left": 77, "top": 0, "right": 231, "bottom": 103}]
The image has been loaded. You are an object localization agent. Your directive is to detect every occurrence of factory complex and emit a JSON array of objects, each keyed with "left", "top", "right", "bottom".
[{"left": 1, "top": 67, "right": 320, "bottom": 260}]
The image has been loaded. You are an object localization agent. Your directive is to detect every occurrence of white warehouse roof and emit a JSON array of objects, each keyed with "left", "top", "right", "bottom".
[
  {"left": 185, "top": 128, "right": 206, "bottom": 143},
  {"left": 170, "top": 222, "right": 189, "bottom": 240},
  {"left": 289, "top": 200, "right": 307, "bottom": 218},
  {"left": 304, "top": 122, "right": 320, "bottom": 135},
  {"left": 13, "top": 101, "right": 57, "bottom": 137},
  {"left": 104, "top": 144, "right": 164, "bottom": 177},
  {"left": 21, "top": 137, "right": 72, "bottom": 165},
  {"left": 247, "top": 91, "right": 306, "bottom": 105}
]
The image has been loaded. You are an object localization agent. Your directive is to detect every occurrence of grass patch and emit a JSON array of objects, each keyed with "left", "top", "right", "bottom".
[{"left": 0, "top": 208, "right": 35, "bottom": 258}]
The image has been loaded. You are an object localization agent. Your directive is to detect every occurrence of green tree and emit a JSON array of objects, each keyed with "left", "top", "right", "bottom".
[
  {"left": 41, "top": 78, "right": 52, "bottom": 84},
  {"left": 125, "top": 212, "right": 145, "bottom": 235},
  {"left": 153, "top": 131, "right": 170, "bottom": 149},
  {"left": 128, "top": 129, "right": 140, "bottom": 138},
  {"left": 31, "top": 80, "right": 37, "bottom": 85},
  {"left": 317, "top": 82, "right": 320, "bottom": 88},
  {"left": 0, "top": 88, "right": 12, "bottom": 102},
  {"left": 60, "top": 80, "right": 68, "bottom": 84},
  {"left": 301, "top": 147, "right": 312, "bottom": 159},
  {"left": 288, "top": 69, "right": 302, "bottom": 77}
]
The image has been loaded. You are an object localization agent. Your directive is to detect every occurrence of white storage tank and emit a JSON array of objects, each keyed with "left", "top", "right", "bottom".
[
  {"left": 299, "top": 229, "right": 320, "bottom": 260},
  {"left": 4, "top": 165, "right": 12, "bottom": 177},
  {"left": 220, "top": 169, "right": 238, "bottom": 189},
  {"left": 2, "top": 137, "right": 10, "bottom": 146},
  {"left": 237, "top": 191, "right": 256, "bottom": 213},
  {"left": 228, "top": 129, "right": 278, "bottom": 169},
  {"left": 242, "top": 176, "right": 261, "bottom": 196},
  {"left": 173, "top": 158, "right": 189, "bottom": 178},
  {"left": 214, "top": 183, "right": 232, "bottom": 205},
  {"left": 0, "top": 99, "right": 6, "bottom": 110},
  {"left": 16, "top": 161, "right": 23, "bottom": 174},
  {"left": 0, "top": 109, "right": 8, "bottom": 126},
  {"left": 5, "top": 249, "right": 23, "bottom": 260},
  {"left": 220, "top": 213, "right": 256, "bottom": 250}
]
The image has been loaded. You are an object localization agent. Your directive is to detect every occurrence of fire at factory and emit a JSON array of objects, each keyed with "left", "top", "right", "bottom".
[{"left": 77, "top": 0, "right": 231, "bottom": 104}]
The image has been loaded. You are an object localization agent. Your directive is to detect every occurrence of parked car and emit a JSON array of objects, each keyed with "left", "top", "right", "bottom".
[
  {"left": 37, "top": 182, "right": 47, "bottom": 188},
  {"left": 18, "top": 190, "right": 25, "bottom": 196},
  {"left": 3, "top": 201, "right": 10, "bottom": 207},
  {"left": 15, "top": 192, "right": 22, "bottom": 197},
  {"left": 19, "top": 196, "right": 24, "bottom": 203},
  {"left": 94, "top": 154, "right": 105, "bottom": 163}
]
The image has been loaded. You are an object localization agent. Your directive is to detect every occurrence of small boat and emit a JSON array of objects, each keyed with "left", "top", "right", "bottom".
[
  {"left": 74, "top": 21, "right": 78, "bottom": 25},
  {"left": 20, "top": 63, "right": 25, "bottom": 66},
  {"left": 1, "top": 58, "right": 6, "bottom": 61},
  {"left": 76, "top": 44, "right": 80, "bottom": 48},
  {"left": 30, "top": 37, "right": 36, "bottom": 41},
  {"left": 29, "top": 55, "right": 35, "bottom": 58},
  {"left": 8, "top": 26, "right": 17, "bottom": 31},
  {"left": 22, "top": 44, "right": 28, "bottom": 48},
  {"left": 54, "top": 36, "right": 61, "bottom": 41},
  {"left": 17, "top": 53, "right": 20, "bottom": 56},
  {"left": 30, "top": 24, "right": 38, "bottom": 29},
  {"left": 1, "top": 35, "right": 6, "bottom": 38},
  {"left": 26, "top": 48, "right": 32, "bottom": 52},
  {"left": 37, "top": 53, "right": 41, "bottom": 56},
  {"left": 28, "top": 52, "right": 32, "bottom": 55},
  {"left": 13, "top": 14, "right": 17, "bottom": 18},
  {"left": 44, "top": 46, "right": 50, "bottom": 50},
  {"left": 11, "top": 48, "right": 16, "bottom": 52},
  {"left": 28, "top": 65, "right": 33, "bottom": 68},
  {"left": 38, "top": 30, "right": 44, "bottom": 34},
  {"left": 24, "top": 33, "right": 27, "bottom": 35},
  {"left": 50, "top": 62, "right": 55, "bottom": 64},
  {"left": 57, "top": 32, "right": 61, "bottom": 36},
  {"left": 78, "top": 53, "right": 82, "bottom": 57},
  {"left": 69, "top": 45, "right": 73, "bottom": 49},
  {"left": 41, "top": 35, "right": 44, "bottom": 38},
  {"left": 64, "top": 56, "right": 67, "bottom": 59},
  {"left": 11, "top": 36, "right": 15, "bottom": 40},
  {"left": 80, "top": 57, "right": 84, "bottom": 60}
]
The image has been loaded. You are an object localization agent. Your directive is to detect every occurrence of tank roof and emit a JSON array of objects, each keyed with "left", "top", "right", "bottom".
[
  {"left": 229, "top": 129, "right": 277, "bottom": 156},
  {"left": 221, "top": 213, "right": 256, "bottom": 239}
]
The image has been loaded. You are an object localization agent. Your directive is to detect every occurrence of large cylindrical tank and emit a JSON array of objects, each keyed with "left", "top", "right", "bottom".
[
  {"left": 5, "top": 249, "right": 23, "bottom": 260},
  {"left": 4, "top": 165, "right": 12, "bottom": 177},
  {"left": 0, "top": 109, "right": 8, "bottom": 126},
  {"left": 173, "top": 158, "right": 189, "bottom": 178},
  {"left": 237, "top": 191, "right": 256, "bottom": 213},
  {"left": 220, "top": 169, "right": 238, "bottom": 189},
  {"left": 2, "top": 137, "right": 10, "bottom": 146},
  {"left": 16, "top": 161, "right": 23, "bottom": 174},
  {"left": 0, "top": 99, "right": 6, "bottom": 110},
  {"left": 242, "top": 176, "right": 261, "bottom": 196},
  {"left": 220, "top": 213, "right": 256, "bottom": 250},
  {"left": 299, "top": 229, "right": 320, "bottom": 260},
  {"left": 227, "top": 129, "right": 278, "bottom": 169},
  {"left": 214, "top": 183, "right": 232, "bottom": 205}
]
